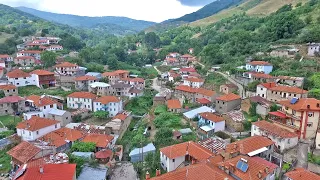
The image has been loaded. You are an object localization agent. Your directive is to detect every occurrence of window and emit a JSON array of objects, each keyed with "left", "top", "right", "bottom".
[
  {"left": 288, "top": 139, "right": 290, "bottom": 144},
  {"left": 307, "top": 122, "right": 313, "bottom": 127},
  {"left": 172, "top": 159, "right": 175, "bottom": 162},
  {"left": 16, "top": 83, "right": 19, "bottom": 85},
  {"left": 36, "top": 131, "right": 39, "bottom": 135},
  {"left": 55, "top": 124, "right": 57, "bottom": 128},
  {"left": 23, "top": 130, "right": 25, "bottom": 134},
  {"left": 44, "top": 106, "right": 46, "bottom": 109},
  {"left": 223, "top": 102, "right": 225, "bottom": 105},
  {"left": 285, "top": 107, "right": 289, "bottom": 110},
  {"left": 50, "top": 105, "right": 53, "bottom": 108},
  {"left": 261, "top": 88, "right": 263, "bottom": 90},
  {"left": 294, "top": 94, "right": 296, "bottom": 97},
  {"left": 29, "top": 132, "right": 31, "bottom": 136},
  {"left": 308, "top": 112, "right": 314, "bottom": 117}
]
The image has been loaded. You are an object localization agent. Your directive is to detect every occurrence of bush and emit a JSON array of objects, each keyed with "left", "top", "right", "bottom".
[
  {"left": 71, "top": 142, "right": 96, "bottom": 152},
  {"left": 154, "top": 113, "right": 181, "bottom": 128},
  {"left": 154, "top": 105, "right": 167, "bottom": 115}
]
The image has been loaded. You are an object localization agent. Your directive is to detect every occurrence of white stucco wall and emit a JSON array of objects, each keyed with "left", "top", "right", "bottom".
[
  {"left": 160, "top": 152, "right": 185, "bottom": 172},
  {"left": 93, "top": 101, "right": 123, "bottom": 117},
  {"left": 256, "top": 85, "right": 267, "bottom": 98},
  {"left": 67, "top": 97, "right": 94, "bottom": 111},
  {"left": 17, "top": 123, "right": 61, "bottom": 141}
]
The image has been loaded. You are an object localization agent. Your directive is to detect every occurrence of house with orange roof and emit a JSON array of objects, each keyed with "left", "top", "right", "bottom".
[
  {"left": 0, "top": 96, "right": 26, "bottom": 116},
  {"left": 17, "top": 50, "right": 42, "bottom": 60},
  {"left": 105, "top": 111, "right": 132, "bottom": 138},
  {"left": 16, "top": 116, "right": 61, "bottom": 141},
  {"left": 0, "top": 59, "right": 5, "bottom": 68},
  {"left": 160, "top": 141, "right": 214, "bottom": 172},
  {"left": 198, "top": 112, "right": 225, "bottom": 138},
  {"left": 67, "top": 92, "right": 97, "bottom": 111},
  {"left": 120, "top": 77, "right": 145, "bottom": 89},
  {"left": 82, "top": 134, "right": 115, "bottom": 151},
  {"left": 0, "top": 54, "right": 13, "bottom": 62},
  {"left": 256, "top": 82, "right": 277, "bottom": 98},
  {"left": 216, "top": 93, "right": 241, "bottom": 114},
  {"left": 246, "top": 60, "right": 273, "bottom": 74},
  {"left": 242, "top": 72, "right": 275, "bottom": 84},
  {"left": 195, "top": 88, "right": 216, "bottom": 104},
  {"left": 55, "top": 62, "right": 80, "bottom": 76},
  {"left": 266, "top": 85, "right": 308, "bottom": 103},
  {"left": 24, "top": 95, "right": 62, "bottom": 119},
  {"left": 6, "top": 69, "right": 35, "bottom": 87},
  {"left": 101, "top": 70, "right": 129, "bottom": 84},
  {"left": 276, "top": 76, "right": 304, "bottom": 87},
  {"left": 14, "top": 56, "right": 37, "bottom": 67},
  {"left": 220, "top": 83, "right": 238, "bottom": 94},
  {"left": 268, "top": 98, "right": 320, "bottom": 139},
  {"left": 167, "top": 99, "right": 182, "bottom": 113},
  {"left": 0, "top": 84, "right": 18, "bottom": 96},
  {"left": 183, "top": 77, "right": 204, "bottom": 88},
  {"left": 175, "top": 85, "right": 216, "bottom": 104},
  {"left": 93, "top": 96, "right": 123, "bottom": 117},
  {"left": 30, "top": 69, "right": 56, "bottom": 88},
  {"left": 252, "top": 120, "right": 298, "bottom": 152},
  {"left": 74, "top": 75, "right": 97, "bottom": 91},
  {"left": 284, "top": 167, "right": 320, "bottom": 180},
  {"left": 37, "top": 127, "right": 84, "bottom": 152},
  {"left": 174, "top": 85, "right": 197, "bottom": 102}
]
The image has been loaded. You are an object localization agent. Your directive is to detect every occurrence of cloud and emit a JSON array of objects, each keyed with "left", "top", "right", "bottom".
[
  {"left": 0, "top": 0, "right": 203, "bottom": 22},
  {"left": 177, "top": 0, "right": 215, "bottom": 6}
]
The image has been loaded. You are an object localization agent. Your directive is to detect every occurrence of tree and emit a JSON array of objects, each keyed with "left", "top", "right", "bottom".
[
  {"left": 100, "top": 77, "right": 109, "bottom": 83},
  {"left": 247, "top": 81, "right": 260, "bottom": 91},
  {"left": 93, "top": 111, "right": 109, "bottom": 119},
  {"left": 107, "top": 54, "right": 119, "bottom": 70},
  {"left": 0, "top": 91, "right": 5, "bottom": 98},
  {"left": 249, "top": 102, "right": 257, "bottom": 116},
  {"left": 41, "top": 51, "right": 57, "bottom": 68},
  {"left": 270, "top": 103, "right": 279, "bottom": 112},
  {"left": 73, "top": 114, "right": 82, "bottom": 123},
  {"left": 71, "top": 141, "right": 96, "bottom": 152},
  {"left": 143, "top": 32, "right": 161, "bottom": 48}
]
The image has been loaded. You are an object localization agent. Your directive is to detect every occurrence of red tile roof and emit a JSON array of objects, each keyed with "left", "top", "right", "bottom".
[
  {"left": 253, "top": 120, "right": 298, "bottom": 138},
  {"left": 7, "top": 69, "right": 31, "bottom": 78},
  {"left": 175, "top": 85, "right": 197, "bottom": 93},
  {"left": 0, "top": 96, "right": 24, "bottom": 103},
  {"left": 37, "top": 128, "right": 84, "bottom": 148},
  {"left": 112, "top": 112, "right": 129, "bottom": 121},
  {"left": 113, "top": 70, "right": 129, "bottom": 74},
  {"left": 0, "top": 84, "right": 16, "bottom": 90},
  {"left": 197, "top": 98, "right": 211, "bottom": 104},
  {"left": 16, "top": 116, "right": 60, "bottom": 131},
  {"left": 55, "top": 62, "right": 78, "bottom": 68},
  {"left": 185, "top": 77, "right": 204, "bottom": 83},
  {"left": 7, "top": 141, "right": 41, "bottom": 164},
  {"left": 197, "top": 88, "right": 215, "bottom": 97},
  {"left": 269, "top": 111, "right": 288, "bottom": 118},
  {"left": 167, "top": 99, "right": 182, "bottom": 109},
  {"left": 269, "top": 85, "right": 307, "bottom": 94},
  {"left": 27, "top": 95, "right": 58, "bottom": 107},
  {"left": 216, "top": 93, "right": 241, "bottom": 102},
  {"left": 199, "top": 112, "right": 224, "bottom": 123},
  {"left": 218, "top": 155, "right": 278, "bottom": 180},
  {"left": 18, "top": 50, "right": 42, "bottom": 54},
  {"left": 250, "top": 72, "right": 274, "bottom": 79},
  {"left": 16, "top": 164, "right": 76, "bottom": 180},
  {"left": 94, "top": 96, "right": 120, "bottom": 104},
  {"left": 0, "top": 54, "right": 10, "bottom": 58},
  {"left": 95, "top": 149, "right": 113, "bottom": 159},
  {"left": 279, "top": 98, "right": 320, "bottom": 111},
  {"left": 160, "top": 141, "right": 214, "bottom": 160},
  {"left": 30, "top": 69, "right": 54, "bottom": 76},
  {"left": 121, "top": 77, "right": 145, "bottom": 83},
  {"left": 74, "top": 75, "right": 97, "bottom": 81},
  {"left": 15, "top": 56, "right": 35, "bottom": 60},
  {"left": 259, "top": 82, "right": 277, "bottom": 89},
  {"left": 181, "top": 54, "right": 194, "bottom": 58},
  {"left": 248, "top": 61, "right": 272, "bottom": 66},
  {"left": 82, "top": 134, "right": 114, "bottom": 148},
  {"left": 180, "top": 67, "right": 196, "bottom": 72},
  {"left": 225, "top": 136, "right": 274, "bottom": 154},
  {"left": 285, "top": 168, "right": 320, "bottom": 180},
  {"left": 166, "top": 57, "right": 178, "bottom": 62},
  {"left": 67, "top": 92, "right": 97, "bottom": 99}
]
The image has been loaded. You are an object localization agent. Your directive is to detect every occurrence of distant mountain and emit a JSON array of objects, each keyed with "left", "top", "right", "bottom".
[{"left": 16, "top": 6, "right": 156, "bottom": 32}]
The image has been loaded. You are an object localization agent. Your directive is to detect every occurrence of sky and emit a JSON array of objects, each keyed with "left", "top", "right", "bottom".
[{"left": 0, "top": 0, "right": 215, "bottom": 22}]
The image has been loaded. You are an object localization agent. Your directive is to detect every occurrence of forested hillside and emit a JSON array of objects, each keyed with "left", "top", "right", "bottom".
[{"left": 16, "top": 6, "right": 155, "bottom": 32}]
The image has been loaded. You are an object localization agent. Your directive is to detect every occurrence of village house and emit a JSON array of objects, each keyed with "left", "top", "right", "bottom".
[
  {"left": 153, "top": 89, "right": 172, "bottom": 106},
  {"left": 88, "top": 82, "right": 111, "bottom": 96},
  {"left": 252, "top": 120, "right": 298, "bottom": 153},
  {"left": 198, "top": 112, "right": 225, "bottom": 139},
  {"left": 0, "top": 84, "right": 18, "bottom": 96},
  {"left": 160, "top": 141, "right": 214, "bottom": 172},
  {"left": 167, "top": 99, "right": 182, "bottom": 113},
  {"left": 270, "top": 48, "right": 299, "bottom": 58},
  {"left": 17, "top": 50, "right": 41, "bottom": 60},
  {"left": 174, "top": 85, "right": 197, "bottom": 102},
  {"left": 174, "top": 85, "right": 216, "bottom": 105},
  {"left": 163, "top": 52, "right": 182, "bottom": 66},
  {"left": 242, "top": 96, "right": 272, "bottom": 118},
  {"left": 46, "top": 45, "right": 64, "bottom": 51},
  {"left": 0, "top": 54, "right": 13, "bottom": 62},
  {"left": 223, "top": 110, "right": 245, "bottom": 132},
  {"left": 14, "top": 56, "right": 38, "bottom": 67},
  {"left": 307, "top": 43, "right": 320, "bottom": 56},
  {"left": 47, "top": 109, "right": 72, "bottom": 127},
  {"left": 32, "top": 38, "right": 50, "bottom": 45},
  {"left": 82, "top": 134, "right": 115, "bottom": 151},
  {"left": 179, "top": 67, "right": 197, "bottom": 76},
  {"left": 37, "top": 127, "right": 84, "bottom": 152},
  {"left": 183, "top": 77, "right": 204, "bottom": 88},
  {"left": 220, "top": 83, "right": 238, "bottom": 94},
  {"left": 74, "top": 75, "right": 98, "bottom": 91},
  {"left": 242, "top": 72, "right": 275, "bottom": 84},
  {"left": 195, "top": 88, "right": 216, "bottom": 106},
  {"left": 93, "top": 96, "right": 123, "bottom": 117},
  {"left": 101, "top": 70, "right": 129, "bottom": 84},
  {"left": 30, "top": 69, "right": 56, "bottom": 88},
  {"left": 25, "top": 95, "right": 62, "bottom": 119},
  {"left": 0, "top": 96, "right": 26, "bottom": 116},
  {"left": 67, "top": 92, "right": 97, "bottom": 111},
  {"left": 7, "top": 141, "right": 42, "bottom": 169},
  {"left": 128, "top": 87, "right": 144, "bottom": 99},
  {"left": 266, "top": 85, "right": 308, "bottom": 103},
  {"left": 95, "top": 149, "right": 113, "bottom": 163},
  {"left": 269, "top": 98, "right": 320, "bottom": 139},
  {"left": 216, "top": 93, "right": 241, "bottom": 114},
  {"left": 16, "top": 116, "right": 61, "bottom": 141},
  {"left": 105, "top": 111, "right": 132, "bottom": 139},
  {"left": 256, "top": 82, "right": 277, "bottom": 98},
  {"left": 121, "top": 77, "right": 145, "bottom": 89},
  {"left": 245, "top": 61, "right": 273, "bottom": 74},
  {"left": 7, "top": 69, "right": 34, "bottom": 87},
  {"left": 55, "top": 62, "right": 80, "bottom": 76},
  {"left": 110, "top": 82, "right": 132, "bottom": 97},
  {"left": 0, "top": 59, "right": 5, "bottom": 68},
  {"left": 284, "top": 168, "right": 320, "bottom": 180},
  {"left": 275, "top": 76, "right": 304, "bottom": 88}
]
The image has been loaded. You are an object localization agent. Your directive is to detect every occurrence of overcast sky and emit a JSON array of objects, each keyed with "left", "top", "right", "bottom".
[{"left": 0, "top": 0, "right": 215, "bottom": 22}]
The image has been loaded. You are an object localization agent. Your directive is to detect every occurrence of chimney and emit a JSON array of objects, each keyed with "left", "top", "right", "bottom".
[
  {"left": 39, "top": 166, "right": 44, "bottom": 174},
  {"left": 191, "top": 159, "right": 196, "bottom": 164},
  {"left": 146, "top": 171, "right": 150, "bottom": 180},
  {"left": 156, "top": 169, "right": 161, "bottom": 176},
  {"left": 265, "top": 167, "right": 269, "bottom": 174},
  {"left": 257, "top": 170, "right": 262, "bottom": 179}
]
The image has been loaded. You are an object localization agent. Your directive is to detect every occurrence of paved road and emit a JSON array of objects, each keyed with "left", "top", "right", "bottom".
[{"left": 217, "top": 71, "right": 246, "bottom": 98}]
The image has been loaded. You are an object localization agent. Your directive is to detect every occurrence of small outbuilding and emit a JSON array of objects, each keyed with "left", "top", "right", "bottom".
[{"left": 129, "top": 143, "right": 156, "bottom": 163}]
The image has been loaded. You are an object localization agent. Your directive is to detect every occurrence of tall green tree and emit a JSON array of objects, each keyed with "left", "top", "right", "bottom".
[{"left": 41, "top": 51, "right": 57, "bottom": 68}]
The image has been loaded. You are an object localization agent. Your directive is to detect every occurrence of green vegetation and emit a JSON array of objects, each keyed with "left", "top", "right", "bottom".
[
  {"left": 308, "top": 153, "right": 320, "bottom": 165},
  {"left": 68, "top": 154, "right": 85, "bottom": 177},
  {"left": 93, "top": 111, "right": 109, "bottom": 119},
  {"left": 0, "top": 147, "right": 12, "bottom": 173},
  {"left": 246, "top": 81, "right": 260, "bottom": 92},
  {"left": 0, "top": 115, "right": 22, "bottom": 130},
  {"left": 0, "top": 130, "right": 14, "bottom": 139},
  {"left": 18, "top": 86, "right": 74, "bottom": 97},
  {"left": 154, "top": 105, "right": 167, "bottom": 115},
  {"left": 154, "top": 113, "right": 181, "bottom": 129},
  {"left": 71, "top": 142, "right": 96, "bottom": 152},
  {"left": 125, "top": 90, "right": 155, "bottom": 115}
]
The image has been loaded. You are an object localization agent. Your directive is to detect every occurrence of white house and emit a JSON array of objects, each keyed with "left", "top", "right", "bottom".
[
  {"left": 308, "top": 43, "right": 320, "bottom": 56},
  {"left": 25, "top": 95, "right": 61, "bottom": 118},
  {"left": 67, "top": 92, "right": 97, "bottom": 111},
  {"left": 46, "top": 45, "right": 63, "bottom": 51},
  {"left": 23, "top": 111, "right": 44, "bottom": 120},
  {"left": 183, "top": 77, "right": 204, "bottom": 88},
  {"left": 0, "top": 54, "right": 13, "bottom": 62},
  {"left": 17, "top": 50, "right": 41, "bottom": 60},
  {"left": 256, "top": 82, "right": 277, "bottom": 99},
  {"left": 93, "top": 96, "right": 123, "bottom": 117},
  {"left": 6, "top": 69, "right": 36, "bottom": 87},
  {"left": 251, "top": 120, "right": 298, "bottom": 153},
  {"left": 198, "top": 112, "right": 225, "bottom": 139},
  {"left": 246, "top": 61, "right": 273, "bottom": 74},
  {"left": 55, "top": 62, "right": 80, "bottom": 76},
  {"left": 16, "top": 116, "right": 61, "bottom": 141}
]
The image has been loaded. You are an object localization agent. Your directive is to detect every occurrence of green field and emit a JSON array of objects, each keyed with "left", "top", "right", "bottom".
[
  {"left": 18, "top": 85, "right": 73, "bottom": 97},
  {"left": 0, "top": 115, "right": 21, "bottom": 127}
]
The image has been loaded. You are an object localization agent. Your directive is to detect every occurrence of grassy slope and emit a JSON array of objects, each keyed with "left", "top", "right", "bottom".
[
  {"left": 190, "top": 0, "right": 309, "bottom": 27},
  {"left": 0, "top": 32, "right": 14, "bottom": 43}
]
